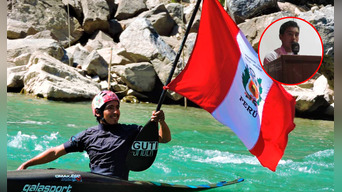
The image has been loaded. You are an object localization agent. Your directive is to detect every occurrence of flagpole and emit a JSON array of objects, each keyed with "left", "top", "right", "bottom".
[
  {"left": 67, "top": 4, "right": 72, "bottom": 66},
  {"left": 107, "top": 47, "right": 113, "bottom": 90},
  {"left": 155, "top": 0, "right": 202, "bottom": 111},
  {"left": 180, "top": 0, "right": 188, "bottom": 109},
  {"left": 182, "top": 47, "right": 188, "bottom": 109}
]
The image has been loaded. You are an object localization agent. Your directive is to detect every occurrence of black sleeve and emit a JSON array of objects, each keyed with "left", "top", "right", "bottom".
[{"left": 63, "top": 131, "right": 86, "bottom": 153}]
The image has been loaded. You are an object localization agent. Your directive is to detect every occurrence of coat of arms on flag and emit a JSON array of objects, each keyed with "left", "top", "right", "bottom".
[{"left": 242, "top": 65, "right": 263, "bottom": 107}]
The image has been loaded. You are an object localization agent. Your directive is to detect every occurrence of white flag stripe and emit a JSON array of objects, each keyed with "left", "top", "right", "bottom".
[{"left": 212, "top": 32, "right": 274, "bottom": 150}]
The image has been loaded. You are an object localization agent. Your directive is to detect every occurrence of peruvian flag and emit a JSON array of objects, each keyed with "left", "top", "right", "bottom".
[{"left": 167, "top": 0, "right": 296, "bottom": 171}]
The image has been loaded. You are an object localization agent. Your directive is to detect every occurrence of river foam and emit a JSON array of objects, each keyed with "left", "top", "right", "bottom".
[{"left": 8, "top": 131, "right": 60, "bottom": 151}]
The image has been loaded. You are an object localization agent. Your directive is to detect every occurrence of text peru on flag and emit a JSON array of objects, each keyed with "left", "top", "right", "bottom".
[{"left": 167, "top": 0, "right": 296, "bottom": 171}]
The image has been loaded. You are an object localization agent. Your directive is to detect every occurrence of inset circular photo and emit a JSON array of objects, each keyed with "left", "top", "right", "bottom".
[{"left": 258, "top": 17, "right": 323, "bottom": 85}]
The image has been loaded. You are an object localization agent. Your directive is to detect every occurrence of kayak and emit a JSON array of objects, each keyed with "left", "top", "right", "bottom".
[{"left": 7, "top": 168, "right": 244, "bottom": 192}]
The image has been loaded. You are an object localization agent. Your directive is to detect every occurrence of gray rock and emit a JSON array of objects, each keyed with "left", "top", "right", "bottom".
[
  {"left": 298, "top": 5, "right": 334, "bottom": 57},
  {"left": 283, "top": 75, "right": 333, "bottom": 117},
  {"left": 7, "top": 19, "right": 38, "bottom": 39},
  {"left": 166, "top": 3, "right": 185, "bottom": 26},
  {"left": 7, "top": 38, "right": 65, "bottom": 67},
  {"left": 82, "top": 50, "right": 109, "bottom": 79},
  {"left": 23, "top": 52, "right": 100, "bottom": 101},
  {"left": 277, "top": 2, "right": 309, "bottom": 15},
  {"left": 65, "top": 43, "right": 91, "bottom": 67},
  {"left": 119, "top": 18, "right": 176, "bottom": 62},
  {"left": 161, "top": 36, "right": 181, "bottom": 51},
  {"left": 115, "top": 0, "right": 148, "bottom": 20},
  {"left": 97, "top": 47, "right": 131, "bottom": 66},
  {"left": 227, "top": 0, "right": 278, "bottom": 24},
  {"left": 81, "top": 0, "right": 110, "bottom": 34},
  {"left": 62, "top": 0, "right": 83, "bottom": 21},
  {"left": 122, "top": 95, "right": 140, "bottom": 103},
  {"left": 112, "top": 83, "right": 129, "bottom": 98},
  {"left": 7, "top": 0, "right": 83, "bottom": 47},
  {"left": 85, "top": 31, "right": 116, "bottom": 51},
  {"left": 25, "top": 30, "right": 59, "bottom": 41},
  {"left": 113, "top": 62, "right": 156, "bottom": 92},
  {"left": 127, "top": 89, "right": 149, "bottom": 100},
  {"left": 139, "top": 4, "right": 176, "bottom": 36},
  {"left": 146, "top": 0, "right": 170, "bottom": 9},
  {"left": 7, "top": 65, "right": 28, "bottom": 91}
]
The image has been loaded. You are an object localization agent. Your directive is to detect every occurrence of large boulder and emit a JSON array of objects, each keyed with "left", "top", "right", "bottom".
[
  {"left": 65, "top": 43, "right": 90, "bottom": 67},
  {"left": 166, "top": 3, "right": 185, "bottom": 25},
  {"left": 7, "top": 0, "right": 83, "bottom": 47},
  {"left": 7, "top": 65, "right": 28, "bottom": 92},
  {"left": 226, "top": 0, "right": 279, "bottom": 24},
  {"left": 81, "top": 50, "right": 109, "bottom": 79},
  {"left": 97, "top": 47, "right": 131, "bottom": 66},
  {"left": 61, "top": 0, "right": 84, "bottom": 22},
  {"left": 146, "top": 0, "right": 170, "bottom": 9},
  {"left": 66, "top": 35, "right": 119, "bottom": 69},
  {"left": 138, "top": 4, "right": 176, "bottom": 36},
  {"left": 119, "top": 18, "right": 176, "bottom": 63},
  {"left": 25, "top": 30, "right": 59, "bottom": 41},
  {"left": 85, "top": 30, "right": 116, "bottom": 51},
  {"left": 115, "top": 0, "right": 148, "bottom": 20},
  {"left": 80, "top": 0, "right": 111, "bottom": 34},
  {"left": 112, "top": 62, "right": 156, "bottom": 92},
  {"left": 298, "top": 5, "right": 334, "bottom": 57},
  {"left": 7, "top": 19, "right": 38, "bottom": 39},
  {"left": 7, "top": 38, "right": 65, "bottom": 67},
  {"left": 277, "top": 2, "right": 309, "bottom": 15},
  {"left": 283, "top": 75, "right": 333, "bottom": 119},
  {"left": 23, "top": 52, "right": 100, "bottom": 101}
]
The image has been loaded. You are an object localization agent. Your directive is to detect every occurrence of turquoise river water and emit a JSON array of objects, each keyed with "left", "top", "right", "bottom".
[{"left": 7, "top": 93, "right": 334, "bottom": 191}]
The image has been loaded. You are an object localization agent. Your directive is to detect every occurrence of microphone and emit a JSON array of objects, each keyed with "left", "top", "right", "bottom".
[{"left": 291, "top": 42, "right": 300, "bottom": 55}]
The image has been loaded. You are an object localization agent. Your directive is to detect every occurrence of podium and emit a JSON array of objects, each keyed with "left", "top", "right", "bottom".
[{"left": 264, "top": 55, "right": 321, "bottom": 84}]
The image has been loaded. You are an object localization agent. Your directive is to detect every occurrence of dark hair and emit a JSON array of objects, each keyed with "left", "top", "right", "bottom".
[
  {"left": 279, "top": 21, "right": 299, "bottom": 35},
  {"left": 95, "top": 104, "right": 107, "bottom": 123}
]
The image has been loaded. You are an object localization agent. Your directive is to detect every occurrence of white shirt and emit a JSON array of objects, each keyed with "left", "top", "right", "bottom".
[{"left": 263, "top": 46, "right": 293, "bottom": 65}]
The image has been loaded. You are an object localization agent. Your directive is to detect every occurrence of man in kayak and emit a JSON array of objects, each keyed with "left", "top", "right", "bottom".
[
  {"left": 17, "top": 90, "right": 171, "bottom": 180},
  {"left": 263, "top": 20, "right": 300, "bottom": 65}
]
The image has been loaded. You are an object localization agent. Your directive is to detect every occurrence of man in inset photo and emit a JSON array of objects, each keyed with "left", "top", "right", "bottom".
[
  {"left": 259, "top": 17, "right": 323, "bottom": 85},
  {"left": 263, "top": 21, "right": 300, "bottom": 65}
]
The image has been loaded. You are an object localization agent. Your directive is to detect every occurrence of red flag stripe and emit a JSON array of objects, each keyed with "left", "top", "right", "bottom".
[{"left": 250, "top": 83, "right": 296, "bottom": 171}]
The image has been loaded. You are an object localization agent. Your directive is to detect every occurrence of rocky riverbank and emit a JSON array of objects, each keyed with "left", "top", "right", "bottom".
[{"left": 7, "top": 0, "right": 334, "bottom": 120}]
